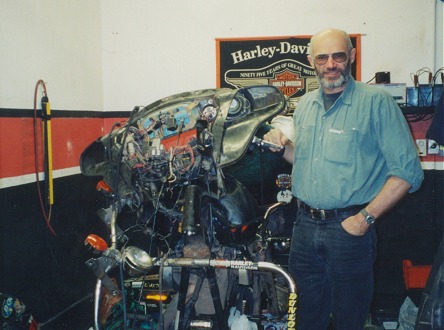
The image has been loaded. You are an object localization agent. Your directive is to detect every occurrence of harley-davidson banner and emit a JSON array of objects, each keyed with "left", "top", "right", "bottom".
[{"left": 216, "top": 35, "right": 361, "bottom": 112}]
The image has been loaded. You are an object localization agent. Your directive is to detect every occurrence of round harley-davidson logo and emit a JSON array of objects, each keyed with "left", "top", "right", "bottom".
[
  {"left": 269, "top": 71, "right": 304, "bottom": 98},
  {"left": 276, "top": 173, "right": 291, "bottom": 189}
]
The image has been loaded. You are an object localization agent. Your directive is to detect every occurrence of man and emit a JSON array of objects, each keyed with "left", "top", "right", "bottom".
[{"left": 264, "top": 28, "right": 424, "bottom": 329}]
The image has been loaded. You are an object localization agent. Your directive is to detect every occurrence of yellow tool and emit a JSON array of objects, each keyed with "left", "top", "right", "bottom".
[{"left": 42, "top": 96, "right": 54, "bottom": 205}]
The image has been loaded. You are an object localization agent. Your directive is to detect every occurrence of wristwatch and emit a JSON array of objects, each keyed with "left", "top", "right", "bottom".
[{"left": 360, "top": 208, "right": 376, "bottom": 225}]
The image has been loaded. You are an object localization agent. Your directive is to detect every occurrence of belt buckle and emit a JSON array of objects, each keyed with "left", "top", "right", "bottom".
[{"left": 310, "top": 208, "right": 326, "bottom": 220}]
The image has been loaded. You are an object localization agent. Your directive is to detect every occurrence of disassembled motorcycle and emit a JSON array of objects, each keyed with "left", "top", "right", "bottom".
[{"left": 80, "top": 85, "right": 297, "bottom": 330}]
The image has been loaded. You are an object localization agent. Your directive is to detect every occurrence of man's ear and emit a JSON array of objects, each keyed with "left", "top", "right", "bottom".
[
  {"left": 307, "top": 55, "right": 314, "bottom": 68},
  {"left": 349, "top": 48, "right": 356, "bottom": 64}
]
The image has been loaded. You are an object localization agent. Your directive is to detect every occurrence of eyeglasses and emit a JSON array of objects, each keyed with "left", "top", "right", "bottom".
[{"left": 314, "top": 52, "right": 348, "bottom": 65}]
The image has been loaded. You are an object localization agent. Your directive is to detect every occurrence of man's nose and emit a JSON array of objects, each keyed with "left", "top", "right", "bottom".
[{"left": 325, "top": 55, "right": 337, "bottom": 68}]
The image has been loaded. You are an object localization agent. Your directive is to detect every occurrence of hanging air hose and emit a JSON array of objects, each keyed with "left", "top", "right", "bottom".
[{"left": 33, "top": 79, "right": 56, "bottom": 236}]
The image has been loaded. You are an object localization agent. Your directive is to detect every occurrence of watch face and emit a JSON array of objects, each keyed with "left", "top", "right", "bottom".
[{"left": 365, "top": 216, "right": 375, "bottom": 225}]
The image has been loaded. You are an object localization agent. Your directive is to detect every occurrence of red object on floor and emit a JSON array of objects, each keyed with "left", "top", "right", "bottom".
[{"left": 402, "top": 259, "right": 432, "bottom": 289}]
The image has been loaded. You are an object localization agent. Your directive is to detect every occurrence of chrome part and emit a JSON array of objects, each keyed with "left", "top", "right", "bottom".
[
  {"left": 93, "top": 279, "right": 102, "bottom": 330},
  {"left": 122, "top": 246, "right": 153, "bottom": 276}
]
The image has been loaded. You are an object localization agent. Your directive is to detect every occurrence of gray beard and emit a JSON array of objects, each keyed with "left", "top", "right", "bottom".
[{"left": 317, "top": 62, "right": 352, "bottom": 90}]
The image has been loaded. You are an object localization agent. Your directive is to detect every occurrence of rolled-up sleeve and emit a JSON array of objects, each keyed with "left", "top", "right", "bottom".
[
  {"left": 375, "top": 94, "right": 424, "bottom": 192},
  {"left": 270, "top": 115, "right": 295, "bottom": 142}
]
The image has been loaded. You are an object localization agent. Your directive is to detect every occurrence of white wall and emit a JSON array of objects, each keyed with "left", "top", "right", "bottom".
[
  {"left": 101, "top": 0, "right": 443, "bottom": 111},
  {"left": 437, "top": 0, "right": 444, "bottom": 69},
  {"left": 0, "top": 0, "right": 442, "bottom": 112},
  {"left": 0, "top": 0, "right": 103, "bottom": 111}
]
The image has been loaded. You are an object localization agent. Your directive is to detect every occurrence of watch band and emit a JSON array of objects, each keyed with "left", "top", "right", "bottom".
[{"left": 360, "top": 208, "right": 376, "bottom": 225}]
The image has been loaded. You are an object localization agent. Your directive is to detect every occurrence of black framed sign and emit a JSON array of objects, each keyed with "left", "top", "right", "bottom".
[{"left": 216, "top": 35, "right": 361, "bottom": 113}]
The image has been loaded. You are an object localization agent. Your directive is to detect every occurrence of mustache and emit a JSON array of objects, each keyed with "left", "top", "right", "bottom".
[{"left": 323, "top": 67, "right": 341, "bottom": 74}]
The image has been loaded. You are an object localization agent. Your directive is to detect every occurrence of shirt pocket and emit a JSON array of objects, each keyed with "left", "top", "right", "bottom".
[
  {"left": 294, "top": 125, "right": 314, "bottom": 160},
  {"left": 324, "top": 128, "right": 357, "bottom": 165}
]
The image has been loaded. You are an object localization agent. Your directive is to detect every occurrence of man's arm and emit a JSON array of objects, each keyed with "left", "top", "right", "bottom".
[
  {"left": 281, "top": 141, "right": 294, "bottom": 164},
  {"left": 343, "top": 176, "right": 412, "bottom": 236}
]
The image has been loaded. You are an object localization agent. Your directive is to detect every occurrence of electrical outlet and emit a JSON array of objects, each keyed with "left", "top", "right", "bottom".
[
  {"left": 416, "top": 139, "right": 427, "bottom": 156},
  {"left": 428, "top": 139, "right": 439, "bottom": 154}
]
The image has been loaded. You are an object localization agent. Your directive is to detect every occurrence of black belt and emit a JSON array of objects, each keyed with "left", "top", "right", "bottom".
[{"left": 298, "top": 200, "right": 367, "bottom": 220}]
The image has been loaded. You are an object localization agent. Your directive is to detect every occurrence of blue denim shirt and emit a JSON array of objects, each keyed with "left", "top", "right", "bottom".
[{"left": 291, "top": 78, "right": 424, "bottom": 209}]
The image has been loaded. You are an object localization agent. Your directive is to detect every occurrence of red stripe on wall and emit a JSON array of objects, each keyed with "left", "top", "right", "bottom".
[
  {"left": 0, "top": 114, "right": 441, "bottom": 182},
  {"left": 0, "top": 117, "right": 128, "bottom": 179}
]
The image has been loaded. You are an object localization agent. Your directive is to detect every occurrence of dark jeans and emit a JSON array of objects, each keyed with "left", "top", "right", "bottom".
[{"left": 289, "top": 208, "right": 377, "bottom": 330}]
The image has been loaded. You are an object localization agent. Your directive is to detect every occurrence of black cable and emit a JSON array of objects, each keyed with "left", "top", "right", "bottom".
[
  {"left": 107, "top": 122, "right": 122, "bottom": 166},
  {"left": 33, "top": 80, "right": 57, "bottom": 236},
  {"left": 406, "top": 113, "right": 433, "bottom": 123},
  {"left": 148, "top": 182, "right": 165, "bottom": 257},
  {"left": 119, "top": 262, "right": 128, "bottom": 330},
  {"left": 38, "top": 293, "right": 93, "bottom": 327},
  {"left": 105, "top": 106, "right": 139, "bottom": 330},
  {"left": 432, "top": 67, "right": 444, "bottom": 84},
  {"left": 366, "top": 75, "right": 376, "bottom": 84},
  {"left": 112, "top": 106, "right": 139, "bottom": 204},
  {"left": 157, "top": 251, "right": 170, "bottom": 330}
]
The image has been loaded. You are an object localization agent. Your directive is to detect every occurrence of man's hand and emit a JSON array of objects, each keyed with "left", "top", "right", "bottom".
[
  {"left": 263, "top": 128, "right": 295, "bottom": 164},
  {"left": 263, "top": 128, "right": 288, "bottom": 151},
  {"left": 341, "top": 214, "right": 370, "bottom": 236}
]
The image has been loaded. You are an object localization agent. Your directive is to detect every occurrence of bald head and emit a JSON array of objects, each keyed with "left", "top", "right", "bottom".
[{"left": 309, "top": 29, "right": 353, "bottom": 57}]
